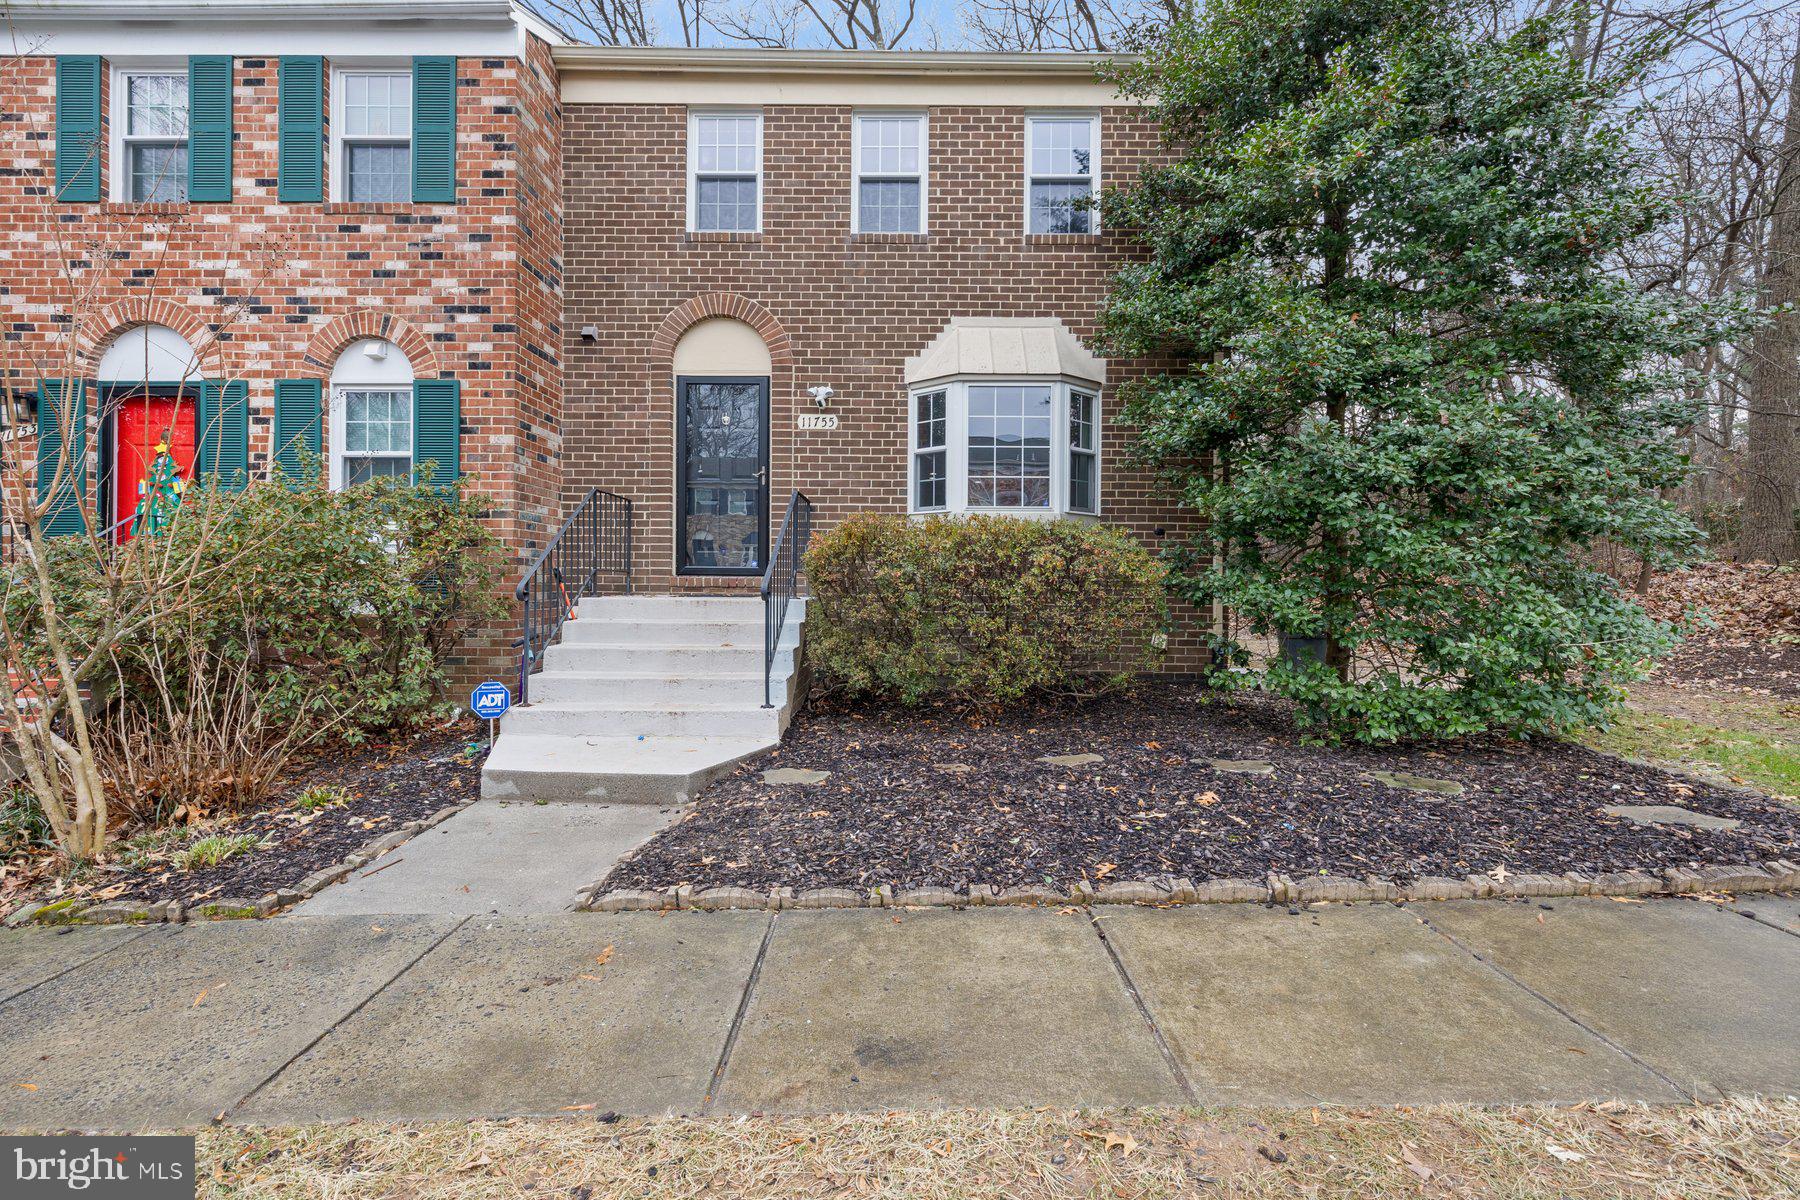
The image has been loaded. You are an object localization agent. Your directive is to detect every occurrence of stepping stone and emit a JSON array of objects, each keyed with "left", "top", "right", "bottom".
[
  {"left": 762, "top": 768, "right": 831, "bottom": 786},
  {"left": 1366, "top": 770, "right": 1465, "bottom": 796},
  {"left": 934, "top": 763, "right": 975, "bottom": 775},
  {"left": 1602, "top": 804, "right": 1741, "bottom": 831},
  {"left": 1038, "top": 753, "right": 1104, "bottom": 768},
  {"left": 1203, "top": 758, "right": 1275, "bottom": 776}
]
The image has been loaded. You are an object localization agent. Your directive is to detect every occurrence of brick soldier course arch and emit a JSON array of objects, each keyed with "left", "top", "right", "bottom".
[
  {"left": 80, "top": 300, "right": 217, "bottom": 375},
  {"left": 648, "top": 292, "right": 795, "bottom": 373},
  {"left": 299, "top": 311, "right": 444, "bottom": 380}
]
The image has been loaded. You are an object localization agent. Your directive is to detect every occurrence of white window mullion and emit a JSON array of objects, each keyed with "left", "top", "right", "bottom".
[{"left": 907, "top": 378, "right": 1101, "bottom": 519}]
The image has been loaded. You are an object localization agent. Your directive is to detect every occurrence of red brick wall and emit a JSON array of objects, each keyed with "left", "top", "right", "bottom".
[
  {"left": 0, "top": 42, "right": 565, "bottom": 685},
  {"left": 560, "top": 103, "right": 1208, "bottom": 669}
]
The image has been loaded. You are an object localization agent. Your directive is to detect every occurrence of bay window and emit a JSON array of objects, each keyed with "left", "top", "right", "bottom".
[{"left": 908, "top": 379, "right": 1100, "bottom": 517}]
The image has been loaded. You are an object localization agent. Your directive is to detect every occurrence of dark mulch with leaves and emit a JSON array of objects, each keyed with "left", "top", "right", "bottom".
[
  {"left": 605, "top": 686, "right": 1800, "bottom": 895},
  {"left": 9, "top": 722, "right": 489, "bottom": 913},
  {"left": 1653, "top": 638, "right": 1800, "bottom": 699}
]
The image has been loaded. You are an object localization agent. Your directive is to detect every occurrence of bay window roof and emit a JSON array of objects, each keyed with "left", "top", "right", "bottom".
[{"left": 903, "top": 317, "right": 1105, "bottom": 389}]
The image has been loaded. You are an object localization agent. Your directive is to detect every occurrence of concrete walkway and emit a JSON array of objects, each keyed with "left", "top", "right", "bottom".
[
  {"left": 0, "top": 896, "right": 1795, "bottom": 1131},
  {"left": 294, "top": 801, "right": 678, "bottom": 916}
]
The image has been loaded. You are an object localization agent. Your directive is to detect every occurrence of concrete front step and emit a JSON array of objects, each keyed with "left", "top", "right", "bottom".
[
  {"left": 541, "top": 641, "right": 796, "bottom": 675},
  {"left": 483, "top": 593, "right": 808, "bottom": 804},
  {"left": 503, "top": 701, "right": 784, "bottom": 739},
  {"left": 527, "top": 671, "right": 786, "bottom": 707},
  {"left": 480, "top": 734, "right": 770, "bottom": 804},
  {"left": 578, "top": 595, "right": 794, "bottom": 621},
  {"left": 558, "top": 618, "right": 767, "bottom": 646}
]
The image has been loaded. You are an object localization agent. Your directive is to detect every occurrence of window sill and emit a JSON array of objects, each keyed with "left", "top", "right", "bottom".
[
  {"left": 323, "top": 202, "right": 446, "bottom": 214},
  {"left": 909, "top": 508, "right": 1100, "bottom": 524},
  {"left": 685, "top": 231, "right": 762, "bottom": 244},
  {"left": 850, "top": 232, "right": 928, "bottom": 244},
  {"left": 100, "top": 201, "right": 192, "bottom": 215}
]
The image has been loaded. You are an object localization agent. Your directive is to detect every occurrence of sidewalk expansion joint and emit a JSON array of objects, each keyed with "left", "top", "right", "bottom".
[
  {"left": 222, "top": 915, "right": 471, "bottom": 1122},
  {"left": 1087, "top": 910, "right": 1197, "bottom": 1104},
  {"left": 702, "top": 908, "right": 777, "bottom": 1115},
  {"left": 0, "top": 925, "right": 158, "bottom": 1009},
  {"left": 1712, "top": 901, "right": 1800, "bottom": 941},
  {"left": 1412, "top": 910, "right": 1692, "bottom": 1101}
]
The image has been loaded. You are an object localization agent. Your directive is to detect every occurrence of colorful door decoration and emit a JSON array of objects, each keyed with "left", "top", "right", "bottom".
[{"left": 114, "top": 395, "right": 198, "bottom": 543}]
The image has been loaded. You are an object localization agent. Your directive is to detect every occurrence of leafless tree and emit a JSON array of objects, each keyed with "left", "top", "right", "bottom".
[
  {"left": 958, "top": 0, "right": 1184, "bottom": 52},
  {"left": 711, "top": 0, "right": 921, "bottom": 49},
  {"left": 1736, "top": 23, "right": 1800, "bottom": 562},
  {"left": 527, "top": 0, "right": 709, "bottom": 47}
]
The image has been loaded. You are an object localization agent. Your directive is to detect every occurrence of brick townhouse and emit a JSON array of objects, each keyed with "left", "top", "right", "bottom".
[
  {"left": 6, "top": 3, "right": 1202, "bottom": 798},
  {"left": 3, "top": 0, "right": 566, "bottom": 675}
]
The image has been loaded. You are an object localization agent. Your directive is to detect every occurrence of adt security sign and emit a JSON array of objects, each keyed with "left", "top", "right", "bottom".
[{"left": 471, "top": 681, "right": 511, "bottom": 720}]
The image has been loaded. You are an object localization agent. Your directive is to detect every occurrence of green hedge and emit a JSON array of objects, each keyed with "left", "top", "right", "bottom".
[{"left": 804, "top": 514, "right": 1169, "bottom": 706}]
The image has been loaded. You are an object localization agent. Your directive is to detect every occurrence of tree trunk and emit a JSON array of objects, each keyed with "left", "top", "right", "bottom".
[{"left": 1739, "top": 35, "right": 1800, "bottom": 564}]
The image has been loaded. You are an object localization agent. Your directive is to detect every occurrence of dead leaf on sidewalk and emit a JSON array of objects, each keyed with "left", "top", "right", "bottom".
[
  {"left": 560, "top": 1103, "right": 598, "bottom": 1112},
  {"left": 15, "top": 1082, "right": 37, "bottom": 1092},
  {"left": 595, "top": 945, "right": 615, "bottom": 967}
]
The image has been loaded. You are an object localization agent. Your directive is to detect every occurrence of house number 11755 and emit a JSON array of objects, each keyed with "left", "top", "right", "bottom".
[{"left": 797, "top": 413, "right": 839, "bottom": 430}]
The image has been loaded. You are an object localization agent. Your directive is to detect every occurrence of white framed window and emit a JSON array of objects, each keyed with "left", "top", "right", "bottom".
[
  {"left": 1025, "top": 113, "right": 1099, "bottom": 234},
  {"left": 853, "top": 112, "right": 926, "bottom": 234},
  {"left": 112, "top": 66, "right": 188, "bottom": 202},
  {"left": 688, "top": 110, "right": 762, "bottom": 233},
  {"left": 908, "top": 379, "right": 1101, "bottom": 517},
  {"left": 332, "top": 68, "right": 412, "bottom": 203},
  {"left": 329, "top": 338, "right": 413, "bottom": 488}
]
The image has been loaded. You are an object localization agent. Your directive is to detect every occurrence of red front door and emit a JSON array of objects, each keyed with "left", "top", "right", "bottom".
[{"left": 113, "top": 394, "right": 198, "bottom": 543}]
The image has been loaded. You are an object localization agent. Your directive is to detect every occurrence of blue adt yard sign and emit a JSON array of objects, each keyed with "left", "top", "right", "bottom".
[{"left": 471, "top": 681, "right": 511, "bottom": 719}]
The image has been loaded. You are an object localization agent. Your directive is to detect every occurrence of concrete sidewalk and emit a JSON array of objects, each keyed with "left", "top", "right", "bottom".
[
  {"left": 294, "top": 801, "right": 679, "bottom": 916},
  {"left": 0, "top": 896, "right": 1795, "bottom": 1131}
]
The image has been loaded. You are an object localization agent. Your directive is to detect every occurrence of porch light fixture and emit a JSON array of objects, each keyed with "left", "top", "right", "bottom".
[{"left": 807, "top": 384, "right": 834, "bottom": 408}]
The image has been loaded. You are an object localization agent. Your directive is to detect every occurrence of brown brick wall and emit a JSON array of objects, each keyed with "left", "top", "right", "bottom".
[
  {"left": 561, "top": 103, "right": 1209, "bottom": 669},
  {"left": 0, "top": 42, "right": 565, "bottom": 686}
]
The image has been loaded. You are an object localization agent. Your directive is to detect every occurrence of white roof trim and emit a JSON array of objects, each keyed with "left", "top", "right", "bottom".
[{"left": 904, "top": 317, "right": 1106, "bottom": 387}]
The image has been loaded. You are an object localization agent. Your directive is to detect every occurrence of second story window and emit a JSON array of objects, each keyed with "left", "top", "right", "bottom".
[
  {"left": 337, "top": 70, "right": 412, "bottom": 202},
  {"left": 119, "top": 69, "right": 188, "bottom": 202},
  {"left": 854, "top": 113, "right": 926, "bottom": 234},
  {"left": 689, "top": 111, "right": 761, "bottom": 233},
  {"left": 1026, "top": 114, "right": 1098, "bottom": 234}
]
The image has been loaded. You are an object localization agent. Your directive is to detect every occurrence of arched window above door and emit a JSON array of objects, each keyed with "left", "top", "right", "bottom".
[{"left": 96, "top": 324, "right": 202, "bottom": 385}]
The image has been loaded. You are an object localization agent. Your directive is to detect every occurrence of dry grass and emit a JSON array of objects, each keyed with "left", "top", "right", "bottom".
[{"left": 200, "top": 1099, "right": 1800, "bottom": 1199}]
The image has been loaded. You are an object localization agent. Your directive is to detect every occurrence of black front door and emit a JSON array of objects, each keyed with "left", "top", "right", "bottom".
[{"left": 676, "top": 375, "right": 769, "bottom": 575}]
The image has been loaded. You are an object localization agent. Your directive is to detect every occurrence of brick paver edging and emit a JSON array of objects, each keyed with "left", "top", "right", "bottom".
[
  {"left": 577, "top": 859, "right": 1800, "bottom": 912},
  {"left": 8, "top": 803, "right": 474, "bottom": 928}
]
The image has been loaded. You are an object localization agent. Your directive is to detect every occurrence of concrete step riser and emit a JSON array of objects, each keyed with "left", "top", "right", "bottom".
[
  {"left": 528, "top": 673, "right": 788, "bottom": 706},
  {"left": 480, "top": 761, "right": 745, "bottom": 805},
  {"left": 504, "top": 705, "right": 784, "bottom": 739},
  {"left": 559, "top": 620, "right": 766, "bottom": 646},
  {"left": 577, "top": 596, "right": 805, "bottom": 621},
  {"left": 541, "top": 644, "right": 795, "bottom": 674}
]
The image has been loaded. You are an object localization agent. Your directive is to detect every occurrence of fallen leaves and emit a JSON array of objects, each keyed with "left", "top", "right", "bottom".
[
  {"left": 1546, "top": 1142, "right": 1587, "bottom": 1163},
  {"left": 594, "top": 945, "right": 615, "bottom": 967}
]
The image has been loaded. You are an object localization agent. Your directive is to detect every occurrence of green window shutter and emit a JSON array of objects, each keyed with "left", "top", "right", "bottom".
[
  {"left": 187, "top": 56, "right": 234, "bottom": 202},
  {"left": 277, "top": 57, "right": 324, "bottom": 203},
  {"left": 197, "top": 380, "right": 250, "bottom": 491},
  {"left": 411, "top": 57, "right": 457, "bottom": 203},
  {"left": 411, "top": 378, "right": 460, "bottom": 488},
  {"left": 54, "top": 57, "right": 102, "bottom": 203},
  {"left": 272, "top": 378, "right": 322, "bottom": 483},
  {"left": 35, "top": 379, "right": 89, "bottom": 536}
]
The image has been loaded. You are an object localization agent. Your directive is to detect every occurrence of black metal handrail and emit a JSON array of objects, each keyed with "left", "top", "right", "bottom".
[
  {"left": 515, "top": 488, "right": 633, "bottom": 705},
  {"left": 761, "top": 490, "right": 813, "bottom": 709}
]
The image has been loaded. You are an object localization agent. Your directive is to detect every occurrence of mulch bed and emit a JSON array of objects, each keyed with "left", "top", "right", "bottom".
[
  {"left": 604, "top": 686, "right": 1800, "bottom": 896},
  {"left": 4, "top": 721, "right": 489, "bottom": 913},
  {"left": 1652, "top": 638, "right": 1800, "bottom": 699}
]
